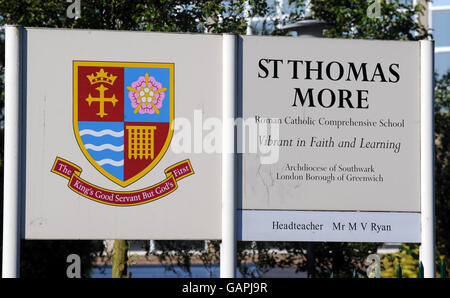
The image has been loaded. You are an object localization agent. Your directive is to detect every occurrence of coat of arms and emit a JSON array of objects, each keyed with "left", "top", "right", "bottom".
[
  {"left": 73, "top": 61, "right": 174, "bottom": 187},
  {"left": 51, "top": 61, "right": 193, "bottom": 206}
]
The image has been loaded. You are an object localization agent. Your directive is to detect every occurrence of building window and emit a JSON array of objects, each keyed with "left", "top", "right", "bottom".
[
  {"left": 432, "top": 0, "right": 450, "bottom": 7},
  {"left": 435, "top": 51, "right": 450, "bottom": 75},
  {"left": 430, "top": 0, "right": 450, "bottom": 76},
  {"left": 432, "top": 10, "right": 450, "bottom": 47}
]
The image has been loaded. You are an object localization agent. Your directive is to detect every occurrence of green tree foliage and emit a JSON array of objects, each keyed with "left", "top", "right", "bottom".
[
  {"left": 381, "top": 244, "right": 420, "bottom": 278},
  {"left": 234, "top": 241, "right": 379, "bottom": 278},
  {"left": 293, "top": 0, "right": 430, "bottom": 40},
  {"left": 152, "top": 240, "right": 208, "bottom": 277},
  {"left": 435, "top": 71, "right": 450, "bottom": 268},
  {"left": 19, "top": 240, "right": 103, "bottom": 278},
  {"left": 0, "top": 0, "right": 269, "bottom": 34}
]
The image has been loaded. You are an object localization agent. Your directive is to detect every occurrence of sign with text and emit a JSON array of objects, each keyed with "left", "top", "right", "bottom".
[
  {"left": 23, "top": 28, "right": 222, "bottom": 239},
  {"left": 240, "top": 36, "right": 421, "bottom": 242},
  {"left": 239, "top": 210, "right": 420, "bottom": 243}
]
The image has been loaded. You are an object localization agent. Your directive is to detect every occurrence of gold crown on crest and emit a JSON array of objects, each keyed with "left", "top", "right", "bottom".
[{"left": 87, "top": 68, "right": 117, "bottom": 85}]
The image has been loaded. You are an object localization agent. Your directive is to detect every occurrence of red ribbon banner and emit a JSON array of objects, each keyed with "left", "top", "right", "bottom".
[{"left": 51, "top": 157, "right": 194, "bottom": 206}]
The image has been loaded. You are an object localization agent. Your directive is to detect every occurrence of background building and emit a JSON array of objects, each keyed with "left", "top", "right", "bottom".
[{"left": 429, "top": 0, "right": 450, "bottom": 76}]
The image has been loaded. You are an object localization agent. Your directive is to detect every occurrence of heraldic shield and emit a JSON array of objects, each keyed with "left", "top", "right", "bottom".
[{"left": 73, "top": 61, "right": 174, "bottom": 187}]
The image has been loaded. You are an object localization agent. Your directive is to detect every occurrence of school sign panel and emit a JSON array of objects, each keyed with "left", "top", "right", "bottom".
[
  {"left": 239, "top": 36, "right": 425, "bottom": 243},
  {"left": 21, "top": 28, "right": 223, "bottom": 239}
]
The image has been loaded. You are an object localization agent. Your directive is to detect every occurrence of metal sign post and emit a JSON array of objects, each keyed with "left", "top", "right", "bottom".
[
  {"left": 220, "top": 34, "right": 238, "bottom": 278},
  {"left": 420, "top": 40, "right": 436, "bottom": 278},
  {"left": 2, "top": 25, "right": 23, "bottom": 278}
]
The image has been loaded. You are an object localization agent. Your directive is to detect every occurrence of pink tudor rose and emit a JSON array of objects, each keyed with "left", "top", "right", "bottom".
[{"left": 128, "top": 75, "right": 165, "bottom": 114}]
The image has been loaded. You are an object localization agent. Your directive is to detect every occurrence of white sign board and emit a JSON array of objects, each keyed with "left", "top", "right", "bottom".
[
  {"left": 239, "top": 210, "right": 421, "bottom": 243},
  {"left": 240, "top": 36, "right": 422, "bottom": 242},
  {"left": 22, "top": 28, "right": 223, "bottom": 239}
]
